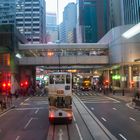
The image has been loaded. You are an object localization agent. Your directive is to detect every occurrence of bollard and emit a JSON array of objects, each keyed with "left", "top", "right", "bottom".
[{"left": 113, "top": 90, "right": 115, "bottom": 95}]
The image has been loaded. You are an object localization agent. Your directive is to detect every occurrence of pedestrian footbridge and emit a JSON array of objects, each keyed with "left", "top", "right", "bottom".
[{"left": 18, "top": 43, "right": 109, "bottom": 69}]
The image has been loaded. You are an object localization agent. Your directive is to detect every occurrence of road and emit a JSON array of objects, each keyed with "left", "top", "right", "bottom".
[
  {"left": 75, "top": 90, "right": 140, "bottom": 140},
  {"left": 0, "top": 96, "right": 49, "bottom": 140},
  {"left": 0, "top": 91, "right": 140, "bottom": 140}
]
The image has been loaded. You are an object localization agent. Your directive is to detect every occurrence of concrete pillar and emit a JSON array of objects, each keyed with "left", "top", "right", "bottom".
[
  {"left": 10, "top": 53, "right": 19, "bottom": 94},
  {"left": 19, "top": 66, "right": 36, "bottom": 88},
  {"left": 11, "top": 73, "right": 19, "bottom": 94},
  {"left": 128, "top": 65, "right": 132, "bottom": 88},
  {"left": 120, "top": 65, "right": 124, "bottom": 89}
]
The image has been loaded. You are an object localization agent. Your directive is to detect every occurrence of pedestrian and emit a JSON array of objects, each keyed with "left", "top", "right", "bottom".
[
  {"left": 15, "top": 89, "right": 19, "bottom": 99},
  {"left": 134, "top": 88, "right": 139, "bottom": 99}
]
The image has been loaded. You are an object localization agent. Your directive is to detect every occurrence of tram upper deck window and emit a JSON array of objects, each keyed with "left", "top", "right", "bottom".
[
  {"left": 55, "top": 75, "right": 65, "bottom": 84},
  {"left": 66, "top": 75, "right": 70, "bottom": 84}
]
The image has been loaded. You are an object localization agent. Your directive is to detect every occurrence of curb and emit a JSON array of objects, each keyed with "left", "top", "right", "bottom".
[{"left": 74, "top": 95, "right": 118, "bottom": 140}]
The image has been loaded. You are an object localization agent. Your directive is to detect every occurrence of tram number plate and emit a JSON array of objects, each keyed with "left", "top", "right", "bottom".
[
  {"left": 59, "top": 112, "right": 62, "bottom": 116},
  {"left": 57, "top": 90, "right": 64, "bottom": 94}
]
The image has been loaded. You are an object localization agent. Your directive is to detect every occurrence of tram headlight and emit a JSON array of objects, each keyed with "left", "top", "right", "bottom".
[
  {"left": 50, "top": 112, "right": 54, "bottom": 118},
  {"left": 67, "top": 113, "right": 72, "bottom": 117}
]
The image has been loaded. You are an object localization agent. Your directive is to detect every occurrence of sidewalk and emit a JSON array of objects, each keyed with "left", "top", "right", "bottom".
[
  {"left": 0, "top": 96, "right": 22, "bottom": 115},
  {"left": 105, "top": 91, "right": 140, "bottom": 110},
  {"left": 107, "top": 92, "right": 133, "bottom": 102}
]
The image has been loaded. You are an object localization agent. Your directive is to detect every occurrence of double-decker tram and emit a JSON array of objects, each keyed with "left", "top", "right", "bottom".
[{"left": 47, "top": 72, "right": 73, "bottom": 123}]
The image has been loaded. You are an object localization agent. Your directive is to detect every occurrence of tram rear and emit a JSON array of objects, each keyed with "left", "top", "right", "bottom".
[{"left": 48, "top": 72, "right": 72, "bottom": 123}]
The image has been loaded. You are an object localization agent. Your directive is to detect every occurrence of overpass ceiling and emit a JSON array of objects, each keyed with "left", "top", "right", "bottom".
[{"left": 37, "top": 65, "right": 106, "bottom": 70}]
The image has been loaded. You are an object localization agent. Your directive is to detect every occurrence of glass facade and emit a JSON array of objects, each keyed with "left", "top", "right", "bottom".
[
  {"left": 77, "top": 0, "right": 109, "bottom": 43},
  {"left": 0, "top": 0, "right": 16, "bottom": 24},
  {"left": 123, "top": 0, "right": 140, "bottom": 24},
  {"left": 83, "top": 1, "right": 97, "bottom": 42},
  {"left": 16, "top": 0, "right": 46, "bottom": 44}
]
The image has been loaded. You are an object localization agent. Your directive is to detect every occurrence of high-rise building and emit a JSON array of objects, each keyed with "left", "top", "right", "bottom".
[
  {"left": 16, "top": 0, "right": 46, "bottom": 44},
  {"left": 76, "top": 0, "right": 109, "bottom": 43},
  {"left": 0, "top": 0, "right": 16, "bottom": 24},
  {"left": 109, "top": 0, "right": 140, "bottom": 28},
  {"left": 60, "top": 2, "right": 77, "bottom": 43},
  {"left": 59, "top": 22, "right": 66, "bottom": 43},
  {"left": 123, "top": 0, "right": 140, "bottom": 24},
  {"left": 46, "top": 13, "right": 58, "bottom": 43},
  {"left": 109, "top": 0, "right": 123, "bottom": 29}
]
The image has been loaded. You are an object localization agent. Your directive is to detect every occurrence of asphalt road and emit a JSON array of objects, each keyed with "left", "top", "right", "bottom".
[
  {"left": 75, "top": 90, "right": 140, "bottom": 140},
  {"left": 0, "top": 96, "right": 49, "bottom": 140},
  {"left": 1, "top": 91, "right": 140, "bottom": 140}
]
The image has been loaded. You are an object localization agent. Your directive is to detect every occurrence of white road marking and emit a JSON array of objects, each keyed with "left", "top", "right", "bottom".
[
  {"left": 112, "top": 108, "right": 117, "bottom": 110},
  {"left": 119, "top": 133, "right": 127, "bottom": 140},
  {"left": 106, "top": 97, "right": 120, "bottom": 103},
  {"left": 101, "top": 117, "right": 107, "bottom": 122},
  {"left": 129, "top": 117, "right": 136, "bottom": 121},
  {"left": 73, "top": 114, "right": 83, "bottom": 140},
  {"left": 35, "top": 108, "right": 39, "bottom": 114},
  {"left": 58, "top": 129, "right": 63, "bottom": 140},
  {"left": 20, "top": 103, "right": 30, "bottom": 105},
  {"left": 0, "top": 110, "right": 11, "bottom": 118},
  {"left": 91, "top": 107, "right": 94, "bottom": 110},
  {"left": 73, "top": 114, "right": 76, "bottom": 122},
  {"left": 16, "top": 136, "right": 20, "bottom": 140},
  {"left": 20, "top": 102, "right": 24, "bottom": 105},
  {"left": 25, "top": 97, "right": 30, "bottom": 102},
  {"left": 15, "top": 107, "right": 47, "bottom": 111},
  {"left": 24, "top": 118, "right": 33, "bottom": 129},
  {"left": 75, "top": 124, "right": 83, "bottom": 140},
  {"left": 126, "top": 103, "right": 134, "bottom": 109},
  {"left": 83, "top": 101, "right": 119, "bottom": 103}
]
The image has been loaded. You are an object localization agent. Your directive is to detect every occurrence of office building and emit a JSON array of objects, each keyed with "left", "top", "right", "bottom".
[
  {"left": 76, "top": 0, "right": 109, "bottom": 43},
  {"left": 16, "top": 0, "right": 46, "bottom": 44},
  {"left": 0, "top": 0, "right": 16, "bottom": 24},
  {"left": 109, "top": 0, "right": 140, "bottom": 28},
  {"left": 46, "top": 13, "right": 58, "bottom": 43},
  {"left": 61, "top": 2, "right": 77, "bottom": 43}
]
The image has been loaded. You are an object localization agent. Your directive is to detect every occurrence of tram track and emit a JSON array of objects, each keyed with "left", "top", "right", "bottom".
[
  {"left": 47, "top": 94, "right": 117, "bottom": 140},
  {"left": 47, "top": 123, "right": 71, "bottom": 140},
  {"left": 73, "top": 94, "right": 118, "bottom": 140},
  {"left": 73, "top": 99, "right": 95, "bottom": 140}
]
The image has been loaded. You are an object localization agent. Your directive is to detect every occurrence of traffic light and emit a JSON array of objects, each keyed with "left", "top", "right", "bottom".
[
  {"left": 2, "top": 83, "right": 6, "bottom": 90},
  {"left": 2, "top": 82, "right": 11, "bottom": 91},
  {"left": 131, "top": 81, "right": 134, "bottom": 87},
  {"left": 20, "top": 81, "right": 29, "bottom": 88},
  {"left": 104, "top": 80, "right": 109, "bottom": 85}
]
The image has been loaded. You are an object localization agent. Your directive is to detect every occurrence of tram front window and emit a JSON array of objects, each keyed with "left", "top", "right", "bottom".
[{"left": 55, "top": 75, "right": 65, "bottom": 84}]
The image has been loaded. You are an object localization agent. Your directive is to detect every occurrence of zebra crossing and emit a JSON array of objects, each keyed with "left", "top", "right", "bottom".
[
  {"left": 34, "top": 93, "right": 48, "bottom": 97},
  {"left": 74, "top": 91, "right": 120, "bottom": 104}
]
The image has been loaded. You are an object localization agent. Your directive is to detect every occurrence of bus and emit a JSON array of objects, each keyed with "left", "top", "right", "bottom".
[
  {"left": 80, "top": 78, "right": 91, "bottom": 91},
  {"left": 47, "top": 72, "right": 73, "bottom": 123}
]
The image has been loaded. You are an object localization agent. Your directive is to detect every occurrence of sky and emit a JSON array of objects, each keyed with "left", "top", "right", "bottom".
[{"left": 45, "top": 0, "right": 76, "bottom": 24}]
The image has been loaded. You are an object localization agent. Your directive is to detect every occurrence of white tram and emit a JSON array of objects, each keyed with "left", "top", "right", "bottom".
[{"left": 47, "top": 72, "right": 73, "bottom": 123}]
